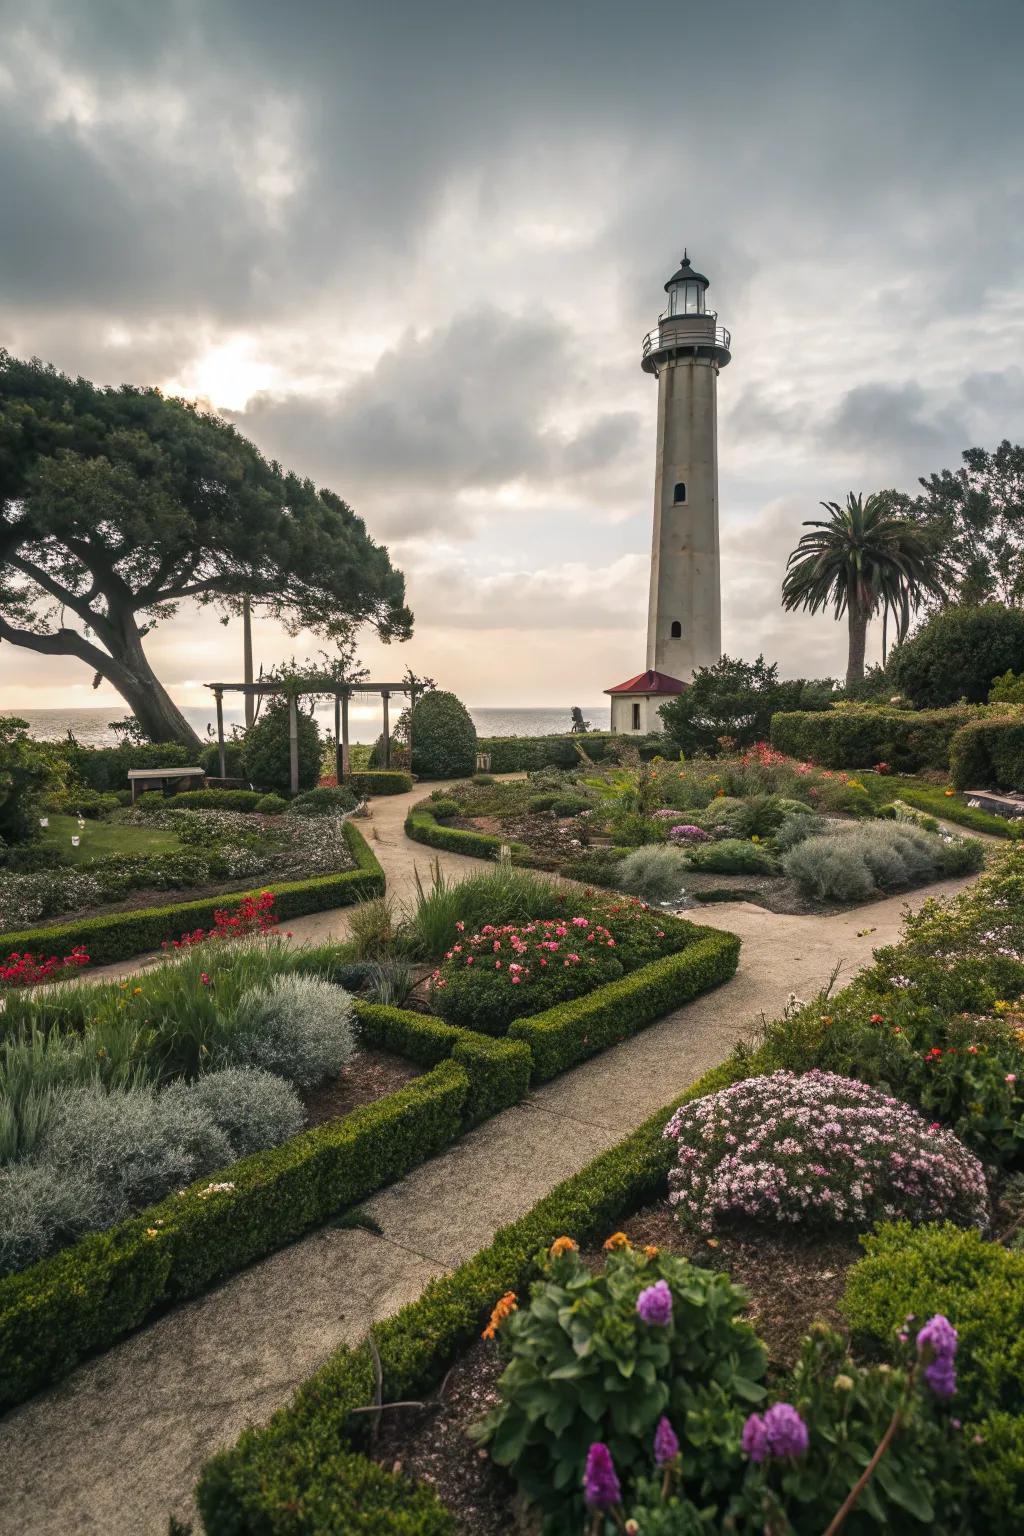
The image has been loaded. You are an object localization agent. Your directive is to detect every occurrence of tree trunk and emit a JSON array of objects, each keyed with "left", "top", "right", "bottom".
[
  {"left": 846, "top": 599, "right": 869, "bottom": 689},
  {"left": 111, "top": 666, "right": 202, "bottom": 749}
]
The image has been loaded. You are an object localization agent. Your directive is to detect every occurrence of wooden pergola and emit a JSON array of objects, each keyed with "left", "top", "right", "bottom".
[{"left": 204, "top": 677, "right": 418, "bottom": 793}]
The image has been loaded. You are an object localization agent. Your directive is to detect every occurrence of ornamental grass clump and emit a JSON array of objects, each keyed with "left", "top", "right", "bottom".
[
  {"left": 430, "top": 917, "right": 624, "bottom": 1035},
  {"left": 664, "top": 1069, "right": 989, "bottom": 1234}
]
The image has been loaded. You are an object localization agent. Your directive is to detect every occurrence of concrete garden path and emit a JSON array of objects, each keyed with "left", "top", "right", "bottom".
[{"left": 1, "top": 782, "right": 989, "bottom": 1533}]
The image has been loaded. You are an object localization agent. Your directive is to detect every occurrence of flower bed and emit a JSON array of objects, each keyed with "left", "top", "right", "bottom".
[
  {"left": 195, "top": 847, "right": 1024, "bottom": 1535},
  {"left": 0, "top": 819, "right": 384, "bottom": 966}
]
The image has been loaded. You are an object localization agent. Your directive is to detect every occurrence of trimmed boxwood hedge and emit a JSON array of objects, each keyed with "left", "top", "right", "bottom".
[
  {"left": 949, "top": 717, "right": 1024, "bottom": 793},
  {"left": 405, "top": 801, "right": 530, "bottom": 861},
  {"left": 0, "top": 1061, "right": 468, "bottom": 1412},
  {"left": 195, "top": 1055, "right": 746, "bottom": 1533},
  {"left": 0, "top": 820, "right": 384, "bottom": 966},
  {"left": 508, "top": 928, "right": 740, "bottom": 1080},
  {"left": 347, "top": 770, "right": 414, "bottom": 796},
  {"left": 770, "top": 705, "right": 981, "bottom": 772}
]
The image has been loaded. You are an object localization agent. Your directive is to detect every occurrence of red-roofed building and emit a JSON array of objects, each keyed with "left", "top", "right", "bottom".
[{"left": 605, "top": 669, "right": 688, "bottom": 734}]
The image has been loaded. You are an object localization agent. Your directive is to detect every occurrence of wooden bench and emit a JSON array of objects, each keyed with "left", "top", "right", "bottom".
[{"left": 127, "top": 767, "right": 205, "bottom": 803}]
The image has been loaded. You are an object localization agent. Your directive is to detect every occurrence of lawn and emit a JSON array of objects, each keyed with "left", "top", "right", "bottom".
[{"left": 41, "top": 813, "right": 182, "bottom": 863}]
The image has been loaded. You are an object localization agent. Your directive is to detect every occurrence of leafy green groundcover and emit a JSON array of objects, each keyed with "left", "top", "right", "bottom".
[
  {"left": 196, "top": 853, "right": 1024, "bottom": 1534},
  {"left": 0, "top": 918, "right": 734, "bottom": 1411},
  {"left": 0, "top": 819, "right": 384, "bottom": 966}
]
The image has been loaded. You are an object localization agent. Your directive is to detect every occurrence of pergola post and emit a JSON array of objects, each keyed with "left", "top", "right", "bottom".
[
  {"left": 334, "top": 692, "right": 342, "bottom": 782},
  {"left": 215, "top": 688, "right": 226, "bottom": 778},
  {"left": 407, "top": 686, "right": 417, "bottom": 775},
  {"left": 340, "top": 690, "right": 351, "bottom": 779},
  {"left": 381, "top": 690, "right": 391, "bottom": 770},
  {"left": 288, "top": 693, "right": 299, "bottom": 795}
]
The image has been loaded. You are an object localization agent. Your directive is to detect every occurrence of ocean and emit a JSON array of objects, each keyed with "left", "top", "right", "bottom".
[{"left": 8, "top": 704, "right": 612, "bottom": 748}]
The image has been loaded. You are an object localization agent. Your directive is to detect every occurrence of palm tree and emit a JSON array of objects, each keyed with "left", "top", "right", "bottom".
[{"left": 782, "top": 493, "right": 948, "bottom": 688}]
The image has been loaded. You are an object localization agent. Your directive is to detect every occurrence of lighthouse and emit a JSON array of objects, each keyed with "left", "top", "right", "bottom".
[{"left": 606, "top": 252, "right": 731, "bottom": 735}]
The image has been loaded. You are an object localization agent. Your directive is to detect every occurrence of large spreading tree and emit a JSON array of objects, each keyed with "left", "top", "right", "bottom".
[
  {"left": 0, "top": 352, "right": 412, "bottom": 747},
  {"left": 896, "top": 440, "right": 1024, "bottom": 609}
]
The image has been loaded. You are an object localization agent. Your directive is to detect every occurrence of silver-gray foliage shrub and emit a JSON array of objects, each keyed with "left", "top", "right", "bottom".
[
  {"left": 0, "top": 1161, "right": 106, "bottom": 1276},
  {"left": 172, "top": 1068, "right": 305, "bottom": 1158},
  {"left": 224, "top": 974, "right": 356, "bottom": 1088},
  {"left": 774, "top": 811, "right": 828, "bottom": 854},
  {"left": 616, "top": 846, "right": 691, "bottom": 905},
  {"left": 783, "top": 821, "right": 944, "bottom": 902}
]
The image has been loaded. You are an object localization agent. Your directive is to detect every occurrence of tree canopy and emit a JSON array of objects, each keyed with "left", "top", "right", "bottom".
[
  {"left": 658, "top": 654, "right": 835, "bottom": 756},
  {"left": 0, "top": 352, "right": 412, "bottom": 745}
]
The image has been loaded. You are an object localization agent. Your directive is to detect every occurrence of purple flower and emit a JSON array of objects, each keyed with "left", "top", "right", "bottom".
[
  {"left": 653, "top": 1415, "right": 680, "bottom": 1467},
  {"left": 741, "top": 1412, "right": 770, "bottom": 1463},
  {"left": 764, "top": 1402, "right": 810, "bottom": 1457},
  {"left": 916, "top": 1314, "right": 958, "bottom": 1400},
  {"left": 636, "top": 1279, "right": 673, "bottom": 1326},
  {"left": 584, "top": 1443, "right": 621, "bottom": 1510}
]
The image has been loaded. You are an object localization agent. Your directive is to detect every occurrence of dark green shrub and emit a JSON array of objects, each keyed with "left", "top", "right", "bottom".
[
  {"left": 527, "top": 790, "right": 590, "bottom": 816},
  {"left": 168, "top": 788, "right": 263, "bottom": 811},
  {"left": 688, "top": 838, "right": 777, "bottom": 875},
  {"left": 410, "top": 690, "right": 477, "bottom": 779},
  {"left": 887, "top": 603, "right": 1024, "bottom": 706},
  {"left": 0, "top": 717, "right": 56, "bottom": 844},
  {"left": 659, "top": 653, "right": 835, "bottom": 755},
  {"left": 950, "top": 717, "right": 1024, "bottom": 791},
  {"left": 288, "top": 784, "right": 358, "bottom": 816},
  {"left": 60, "top": 740, "right": 193, "bottom": 793},
  {"left": 242, "top": 700, "right": 320, "bottom": 795},
  {"left": 426, "top": 796, "right": 461, "bottom": 820},
  {"left": 770, "top": 705, "right": 980, "bottom": 772},
  {"left": 254, "top": 792, "right": 288, "bottom": 813},
  {"left": 199, "top": 739, "right": 246, "bottom": 779},
  {"left": 472, "top": 772, "right": 496, "bottom": 785},
  {"left": 347, "top": 770, "right": 413, "bottom": 797}
]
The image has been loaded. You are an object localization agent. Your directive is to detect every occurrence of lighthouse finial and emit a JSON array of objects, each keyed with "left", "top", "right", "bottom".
[{"left": 682, "top": 247, "right": 688, "bottom": 262}]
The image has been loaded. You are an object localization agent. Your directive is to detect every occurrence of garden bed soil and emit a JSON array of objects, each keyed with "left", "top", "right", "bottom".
[
  {"left": 301, "top": 1046, "right": 421, "bottom": 1126},
  {"left": 372, "top": 1203, "right": 863, "bottom": 1535}
]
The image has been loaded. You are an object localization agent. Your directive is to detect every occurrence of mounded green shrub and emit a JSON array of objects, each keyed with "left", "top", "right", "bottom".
[
  {"left": 288, "top": 784, "right": 359, "bottom": 817},
  {"left": 168, "top": 788, "right": 263, "bottom": 811},
  {"left": 0, "top": 821, "right": 384, "bottom": 966},
  {"left": 0, "top": 1061, "right": 469, "bottom": 1410},
  {"left": 60, "top": 740, "right": 193, "bottom": 793},
  {"left": 346, "top": 770, "right": 413, "bottom": 797},
  {"left": 770, "top": 705, "right": 980, "bottom": 771},
  {"left": 255, "top": 793, "right": 289, "bottom": 813},
  {"left": 200, "top": 740, "right": 246, "bottom": 779},
  {"left": 950, "top": 717, "right": 1024, "bottom": 792},
  {"left": 687, "top": 838, "right": 778, "bottom": 875},
  {"left": 242, "top": 700, "right": 321, "bottom": 795},
  {"left": 425, "top": 796, "right": 461, "bottom": 820},
  {"left": 405, "top": 802, "right": 529, "bottom": 861},
  {"left": 410, "top": 691, "right": 477, "bottom": 779},
  {"left": 887, "top": 602, "right": 1024, "bottom": 707}
]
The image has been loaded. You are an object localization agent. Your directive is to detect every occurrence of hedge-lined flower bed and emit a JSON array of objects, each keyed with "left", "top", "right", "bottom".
[
  {"left": 0, "top": 819, "right": 384, "bottom": 967},
  {"left": 196, "top": 848, "right": 1024, "bottom": 1534}
]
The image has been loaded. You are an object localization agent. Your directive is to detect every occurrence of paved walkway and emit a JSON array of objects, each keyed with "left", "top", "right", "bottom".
[{"left": 0, "top": 782, "right": 986, "bottom": 1532}]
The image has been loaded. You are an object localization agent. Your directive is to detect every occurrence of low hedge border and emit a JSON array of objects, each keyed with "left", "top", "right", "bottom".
[
  {"left": 195, "top": 1054, "right": 747, "bottom": 1533},
  {"left": 348, "top": 770, "right": 414, "bottom": 797},
  {"left": 404, "top": 801, "right": 531, "bottom": 862},
  {"left": 0, "top": 820, "right": 384, "bottom": 967},
  {"left": 770, "top": 706, "right": 982, "bottom": 772},
  {"left": 508, "top": 927, "right": 740, "bottom": 1080},
  {"left": 0, "top": 1060, "right": 468, "bottom": 1413}
]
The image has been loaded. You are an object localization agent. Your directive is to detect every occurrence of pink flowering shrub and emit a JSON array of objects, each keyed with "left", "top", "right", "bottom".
[
  {"left": 430, "top": 916, "right": 624, "bottom": 1034},
  {"left": 664, "top": 1069, "right": 989, "bottom": 1233},
  {"left": 668, "top": 824, "right": 712, "bottom": 846}
]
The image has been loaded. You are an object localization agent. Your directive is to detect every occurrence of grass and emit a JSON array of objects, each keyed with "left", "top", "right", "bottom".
[
  {"left": 860, "top": 775, "right": 1021, "bottom": 838},
  {"left": 41, "top": 813, "right": 181, "bottom": 863}
]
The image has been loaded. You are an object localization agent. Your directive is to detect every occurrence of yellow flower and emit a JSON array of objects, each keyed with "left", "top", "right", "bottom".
[
  {"left": 994, "top": 1000, "right": 1011, "bottom": 1014},
  {"left": 644, "top": 1245, "right": 660, "bottom": 1260},
  {"left": 549, "top": 1236, "right": 578, "bottom": 1258},
  {"left": 603, "top": 1231, "right": 631, "bottom": 1251},
  {"left": 145, "top": 1228, "right": 159, "bottom": 1239},
  {"left": 482, "top": 1291, "right": 517, "bottom": 1341},
  {"left": 132, "top": 986, "right": 142, "bottom": 995},
  {"left": 833, "top": 1374, "right": 854, "bottom": 1392},
  {"left": 944, "top": 788, "right": 956, "bottom": 797}
]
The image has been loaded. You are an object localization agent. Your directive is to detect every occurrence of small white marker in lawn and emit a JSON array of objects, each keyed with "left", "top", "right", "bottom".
[
  {"left": 71, "top": 836, "right": 80, "bottom": 847},
  {"left": 39, "top": 816, "right": 49, "bottom": 827}
]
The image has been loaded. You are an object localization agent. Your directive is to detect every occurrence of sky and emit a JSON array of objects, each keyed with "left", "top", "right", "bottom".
[{"left": 1, "top": 0, "right": 1023, "bottom": 722}]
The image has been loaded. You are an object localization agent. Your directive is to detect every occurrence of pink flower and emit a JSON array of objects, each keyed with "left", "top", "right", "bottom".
[{"left": 1006, "top": 1074, "right": 1017, "bottom": 1085}]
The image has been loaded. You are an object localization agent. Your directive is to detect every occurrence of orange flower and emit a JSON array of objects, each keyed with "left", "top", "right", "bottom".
[
  {"left": 482, "top": 1291, "right": 517, "bottom": 1341},
  {"left": 644, "top": 1245, "right": 660, "bottom": 1260},
  {"left": 603, "top": 1231, "right": 631, "bottom": 1251},
  {"left": 549, "top": 1236, "right": 578, "bottom": 1258}
]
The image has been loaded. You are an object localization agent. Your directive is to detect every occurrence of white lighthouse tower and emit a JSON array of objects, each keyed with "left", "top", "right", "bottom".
[{"left": 606, "top": 252, "right": 731, "bottom": 735}]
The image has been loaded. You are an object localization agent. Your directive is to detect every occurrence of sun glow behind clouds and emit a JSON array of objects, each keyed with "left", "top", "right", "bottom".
[{"left": 162, "top": 337, "right": 282, "bottom": 413}]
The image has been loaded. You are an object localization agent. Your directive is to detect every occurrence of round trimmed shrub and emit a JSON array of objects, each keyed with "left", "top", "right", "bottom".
[
  {"left": 426, "top": 796, "right": 461, "bottom": 820},
  {"left": 242, "top": 700, "right": 321, "bottom": 795},
  {"left": 527, "top": 790, "right": 590, "bottom": 816},
  {"left": 410, "top": 690, "right": 477, "bottom": 779},
  {"left": 687, "top": 838, "right": 777, "bottom": 875},
  {"left": 224, "top": 974, "right": 357, "bottom": 1088},
  {"left": 287, "top": 784, "right": 358, "bottom": 817},
  {"left": 665, "top": 1069, "right": 989, "bottom": 1233},
  {"left": 887, "top": 603, "right": 1024, "bottom": 707},
  {"left": 175, "top": 1068, "right": 305, "bottom": 1157},
  {"left": 255, "top": 792, "right": 289, "bottom": 813},
  {"left": 616, "top": 846, "right": 691, "bottom": 904}
]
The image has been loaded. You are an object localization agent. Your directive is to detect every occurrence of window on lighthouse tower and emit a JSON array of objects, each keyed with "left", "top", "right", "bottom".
[
  {"left": 673, "top": 482, "right": 686, "bottom": 504},
  {"left": 670, "top": 620, "right": 682, "bottom": 638}
]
